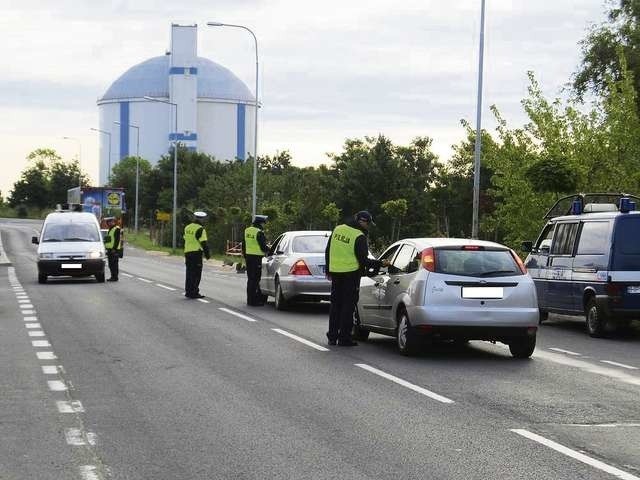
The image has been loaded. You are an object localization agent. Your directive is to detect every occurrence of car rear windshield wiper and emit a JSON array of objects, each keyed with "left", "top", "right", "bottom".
[{"left": 478, "top": 270, "right": 517, "bottom": 276}]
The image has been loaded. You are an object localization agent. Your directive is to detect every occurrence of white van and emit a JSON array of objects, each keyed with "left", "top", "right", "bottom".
[{"left": 32, "top": 211, "right": 106, "bottom": 283}]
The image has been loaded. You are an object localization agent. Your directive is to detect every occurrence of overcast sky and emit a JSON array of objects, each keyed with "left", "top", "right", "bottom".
[{"left": 0, "top": 0, "right": 607, "bottom": 198}]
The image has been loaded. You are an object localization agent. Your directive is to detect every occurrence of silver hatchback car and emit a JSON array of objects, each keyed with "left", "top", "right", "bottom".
[
  {"left": 355, "top": 238, "right": 539, "bottom": 357},
  {"left": 260, "top": 231, "right": 331, "bottom": 310}
]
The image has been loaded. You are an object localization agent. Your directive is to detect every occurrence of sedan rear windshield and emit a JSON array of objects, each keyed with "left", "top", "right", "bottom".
[
  {"left": 435, "top": 248, "right": 521, "bottom": 277},
  {"left": 292, "top": 235, "right": 329, "bottom": 253},
  {"left": 42, "top": 223, "right": 101, "bottom": 242}
]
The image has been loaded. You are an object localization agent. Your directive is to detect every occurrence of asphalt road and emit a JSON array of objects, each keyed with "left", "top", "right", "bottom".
[{"left": 1, "top": 218, "right": 639, "bottom": 480}]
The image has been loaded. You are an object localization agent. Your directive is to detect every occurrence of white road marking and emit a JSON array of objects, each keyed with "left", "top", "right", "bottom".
[
  {"left": 25, "top": 323, "right": 41, "bottom": 329},
  {"left": 511, "top": 429, "right": 640, "bottom": 480},
  {"left": 57, "top": 400, "right": 84, "bottom": 413},
  {"left": 37, "top": 352, "right": 57, "bottom": 360},
  {"left": 566, "top": 423, "right": 640, "bottom": 428},
  {"left": 601, "top": 360, "right": 638, "bottom": 370},
  {"left": 18, "top": 299, "right": 30, "bottom": 303},
  {"left": 42, "top": 366, "right": 59, "bottom": 374},
  {"left": 121, "top": 273, "right": 133, "bottom": 278},
  {"left": 19, "top": 304, "right": 34, "bottom": 309},
  {"left": 197, "top": 298, "right": 210, "bottom": 303},
  {"left": 79, "top": 465, "right": 100, "bottom": 480},
  {"left": 137, "top": 277, "right": 152, "bottom": 283},
  {"left": 219, "top": 308, "right": 257, "bottom": 322},
  {"left": 28, "top": 330, "right": 45, "bottom": 337},
  {"left": 32, "top": 340, "right": 51, "bottom": 347},
  {"left": 48, "top": 380, "right": 67, "bottom": 391},
  {"left": 355, "top": 363, "right": 455, "bottom": 404},
  {"left": 16, "top": 295, "right": 28, "bottom": 299},
  {"left": 21, "top": 310, "right": 35, "bottom": 315},
  {"left": 23, "top": 316, "right": 37, "bottom": 321},
  {"left": 65, "top": 428, "right": 96, "bottom": 446},
  {"left": 155, "top": 283, "right": 176, "bottom": 291},
  {"left": 271, "top": 328, "right": 330, "bottom": 352},
  {"left": 549, "top": 347, "right": 582, "bottom": 356}
]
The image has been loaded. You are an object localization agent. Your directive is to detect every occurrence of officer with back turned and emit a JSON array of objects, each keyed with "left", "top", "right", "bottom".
[
  {"left": 242, "top": 215, "right": 269, "bottom": 306},
  {"left": 104, "top": 217, "right": 123, "bottom": 282},
  {"left": 184, "top": 211, "right": 210, "bottom": 299}
]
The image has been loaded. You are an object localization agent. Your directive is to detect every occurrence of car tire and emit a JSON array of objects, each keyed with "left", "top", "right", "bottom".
[
  {"left": 95, "top": 272, "right": 105, "bottom": 283},
  {"left": 274, "top": 279, "right": 288, "bottom": 311},
  {"left": 38, "top": 273, "right": 47, "bottom": 284},
  {"left": 508, "top": 335, "right": 536, "bottom": 358},
  {"left": 585, "top": 298, "right": 607, "bottom": 338},
  {"left": 539, "top": 309, "right": 549, "bottom": 324},
  {"left": 396, "top": 308, "right": 419, "bottom": 356},
  {"left": 352, "top": 307, "right": 370, "bottom": 341}
]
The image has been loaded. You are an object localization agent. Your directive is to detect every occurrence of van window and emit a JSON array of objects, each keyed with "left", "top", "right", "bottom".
[
  {"left": 551, "top": 223, "right": 579, "bottom": 255},
  {"left": 576, "top": 221, "right": 610, "bottom": 255},
  {"left": 611, "top": 217, "right": 640, "bottom": 271}
]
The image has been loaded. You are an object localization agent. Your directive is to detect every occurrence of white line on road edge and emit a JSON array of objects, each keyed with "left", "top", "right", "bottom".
[
  {"left": 48, "top": 380, "right": 67, "bottom": 391},
  {"left": 565, "top": 423, "right": 640, "bottom": 428},
  {"left": 137, "top": 277, "right": 153, "bottom": 283},
  {"left": 121, "top": 273, "right": 133, "bottom": 277},
  {"left": 271, "top": 328, "right": 330, "bottom": 352},
  {"left": 36, "top": 352, "right": 57, "bottom": 360},
  {"left": 355, "top": 363, "right": 454, "bottom": 404},
  {"left": 79, "top": 465, "right": 100, "bottom": 480},
  {"left": 197, "top": 298, "right": 210, "bottom": 303},
  {"left": 601, "top": 360, "right": 638, "bottom": 370},
  {"left": 511, "top": 429, "right": 640, "bottom": 480},
  {"left": 549, "top": 347, "right": 582, "bottom": 356},
  {"left": 219, "top": 308, "right": 257, "bottom": 322},
  {"left": 155, "top": 283, "right": 177, "bottom": 291},
  {"left": 57, "top": 400, "right": 84, "bottom": 413}
]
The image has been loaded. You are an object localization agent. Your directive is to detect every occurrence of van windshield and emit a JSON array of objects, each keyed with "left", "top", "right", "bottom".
[
  {"left": 435, "top": 248, "right": 521, "bottom": 277},
  {"left": 612, "top": 216, "right": 640, "bottom": 270},
  {"left": 42, "top": 223, "right": 101, "bottom": 242}
]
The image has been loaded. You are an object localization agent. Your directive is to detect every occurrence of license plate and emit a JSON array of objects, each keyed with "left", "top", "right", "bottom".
[
  {"left": 61, "top": 263, "right": 82, "bottom": 269},
  {"left": 462, "top": 287, "right": 504, "bottom": 299},
  {"left": 627, "top": 286, "right": 640, "bottom": 294}
]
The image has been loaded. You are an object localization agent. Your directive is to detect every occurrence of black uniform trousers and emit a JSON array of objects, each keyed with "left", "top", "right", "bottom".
[
  {"left": 245, "top": 254, "right": 264, "bottom": 305},
  {"left": 106, "top": 250, "right": 119, "bottom": 280},
  {"left": 327, "top": 271, "right": 360, "bottom": 343},
  {"left": 185, "top": 251, "right": 204, "bottom": 297}
]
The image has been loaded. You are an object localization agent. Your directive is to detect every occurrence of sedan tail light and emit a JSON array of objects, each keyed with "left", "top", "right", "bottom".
[
  {"left": 421, "top": 247, "right": 436, "bottom": 272},
  {"left": 290, "top": 259, "right": 312, "bottom": 275},
  {"left": 510, "top": 249, "right": 527, "bottom": 274}
]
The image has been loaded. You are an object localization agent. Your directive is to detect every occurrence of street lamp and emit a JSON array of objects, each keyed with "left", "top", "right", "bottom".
[
  {"left": 207, "top": 21, "right": 260, "bottom": 218},
  {"left": 114, "top": 121, "right": 141, "bottom": 233},
  {"left": 90, "top": 128, "right": 112, "bottom": 185},
  {"left": 143, "top": 96, "right": 178, "bottom": 250},
  {"left": 62, "top": 136, "right": 82, "bottom": 190},
  {"left": 471, "top": 0, "right": 486, "bottom": 239}
]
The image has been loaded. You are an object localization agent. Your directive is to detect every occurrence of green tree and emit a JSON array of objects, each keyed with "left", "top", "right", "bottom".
[{"left": 381, "top": 199, "right": 408, "bottom": 241}]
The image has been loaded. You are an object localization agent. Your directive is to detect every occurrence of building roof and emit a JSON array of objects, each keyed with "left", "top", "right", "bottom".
[{"left": 98, "top": 55, "right": 254, "bottom": 104}]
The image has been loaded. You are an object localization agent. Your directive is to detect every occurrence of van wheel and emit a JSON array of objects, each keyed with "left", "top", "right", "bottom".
[
  {"left": 586, "top": 298, "right": 607, "bottom": 338},
  {"left": 274, "top": 279, "right": 288, "bottom": 311},
  {"left": 38, "top": 273, "right": 47, "bottom": 284},
  {"left": 95, "top": 272, "right": 105, "bottom": 283},
  {"left": 509, "top": 335, "right": 536, "bottom": 358},
  {"left": 397, "top": 309, "right": 419, "bottom": 356},
  {"left": 352, "top": 307, "right": 370, "bottom": 341}
]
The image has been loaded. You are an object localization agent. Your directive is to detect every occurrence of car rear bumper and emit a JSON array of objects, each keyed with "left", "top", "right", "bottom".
[
  {"left": 280, "top": 276, "right": 331, "bottom": 299},
  {"left": 38, "top": 259, "right": 105, "bottom": 276},
  {"left": 408, "top": 305, "right": 539, "bottom": 329}
]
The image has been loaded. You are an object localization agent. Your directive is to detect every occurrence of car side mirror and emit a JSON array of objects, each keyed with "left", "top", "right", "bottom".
[
  {"left": 32, "top": 236, "right": 39, "bottom": 244},
  {"left": 521, "top": 241, "right": 533, "bottom": 253},
  {"left": 275, "top": 250, "right": 284, "bottom": 255}
]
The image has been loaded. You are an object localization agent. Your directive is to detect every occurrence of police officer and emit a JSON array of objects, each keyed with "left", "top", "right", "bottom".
[
  {"left": 184, "top": 211, "right": 211, "bottom": 299},
  {"left": 242, "top": 215, "right": 269, "bottom": 306},
  {"left": 325, "top": 210, "right": 388, "bottom": 346},
  {"left": 104, "top": 217, "right": 122, "bottom": 282}
]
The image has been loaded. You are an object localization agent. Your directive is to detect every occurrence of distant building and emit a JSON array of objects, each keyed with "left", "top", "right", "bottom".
[{"left": 96, "top": 23, "right": 256, "bottom": 185}]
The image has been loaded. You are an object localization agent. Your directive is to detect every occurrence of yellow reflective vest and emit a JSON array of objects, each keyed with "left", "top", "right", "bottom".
[
  {"left": 329, "top": 224, "right": 363, "bottom": 273},
  {"left": 184, "top": 223, "right": 207, "bottom": 253},
  {"left": 105, "top": 225, "right": 122, "bottom": 250},
  {"left": 244, "top": 226, "right": 264, "bottom": 256}
]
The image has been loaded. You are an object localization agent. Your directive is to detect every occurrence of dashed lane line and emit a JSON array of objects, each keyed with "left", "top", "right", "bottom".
[
  {"left": 32, "top": 340, "right": 51, "bottom": 347},
  {"left": 271, "top": 328, "right": 330, "bottom": 352},
  {"left": 37, "top": 352, "right": 57, "bottom": 360},
  {"left": 155, "top": 283, "right": 177, "bottom": 291},
  {"left": 548, "top": 347, "right": 582, "bottom": 356},
  {"left": 121, "top": 273, "right": 133, "bottom": 278},
  {"left": 47, "top": 380, "right": 68, "bottom": 391},
  {"left": 79, "top": 465, "right": 100, "bottom": 480},
  {"left": 25, "top": 323, "right": 41, "bottom": 329},
  {"left": 197, "top": 298, "right": 210, "bottom": 303},
  {"left": 27, "top": 330, "right": 46, "bottom": 337},
  {"left": 511, "top": 429, "right": 640, "bottom": 480},
  {"left": 601, "top": 360, "right": 638, "bottom": 370},
  {"left": 219, "top": 308, "right": 257, "bottom": 323},
  {"left": 57, "top": 400, "right": 84, "bottom": 413},
  {"left": 137, "top": 277, "right": 153, "bottom": 283}
]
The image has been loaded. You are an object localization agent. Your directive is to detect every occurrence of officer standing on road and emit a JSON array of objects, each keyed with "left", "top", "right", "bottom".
[
  {"left": 104, "top": 217, "right": 122, "bottom": 282},
  {"left": 325, "top": 210, "right": 388, "bottom": 346},
  {"left": 184, "top": 211, "right": 211, "bottom": 299},
  {"left": 242, "top": 215, "right": 269, "bottom": 306}
]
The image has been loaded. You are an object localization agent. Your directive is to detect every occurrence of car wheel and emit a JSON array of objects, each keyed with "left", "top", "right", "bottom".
[
  {"left": 585, "top": 298, "right": 607, "bottom": 338},
  {"left": 396, "top": 308, "right": 418, "bottom": 356},
  {"left": 352, "top": 307, "right": 370, "bottom": 341},
  {"left": 539, "top": 309, "right": 549, "bottom": 324},
  {"left": 38, "top": 273, "right": 47, "bottom": 284},
  {"left": 508, "top": 335, "right": 536, "bottom": 358},
  {"left": 274, "top": 279, "right": 288, "bottom": 311},
  {"left": 95, "top": 272, "right": 105, "bottom": 283}
]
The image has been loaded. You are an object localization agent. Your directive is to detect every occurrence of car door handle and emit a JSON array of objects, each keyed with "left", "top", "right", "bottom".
[{"left": 392, "top": 279, "right": 400, "bottom": 285}]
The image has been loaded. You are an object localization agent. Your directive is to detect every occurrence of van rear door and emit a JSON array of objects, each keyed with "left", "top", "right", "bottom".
[{"left": 610, "top": 215, "right": 640, "bottom": 309}]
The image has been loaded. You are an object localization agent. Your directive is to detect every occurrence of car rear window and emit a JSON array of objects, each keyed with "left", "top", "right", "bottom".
[
  {"left": 43, "top": 223, "right": 101, "bottom": 242},
  {"left": 292, "top": 235, "right": 329, "bottom": 253},
  {"left": 435, "top": 248, "right": 521, "bottom": 277},
  {"left": 611, "top": 216, "right": 640, "bottom": 270}
]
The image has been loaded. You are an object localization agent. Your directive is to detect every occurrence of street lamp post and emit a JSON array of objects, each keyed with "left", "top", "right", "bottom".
[
  {"left": 143, "top": 96, "right": 178, "bottom": 250},
  {"left": 90, "top": 128, "right": 112, "bottom": 185},
  {"left": 207, "top": 21, "right": 259, "bottom": 219},
  {"left": 62, "top": 136, "right": 82, "bottom": 190},
  {"left": 471, "top": 0, "right": 486, "bottom": 239},
  {"left": 115, "top": 121, "right": 141, "bottom": 233}
]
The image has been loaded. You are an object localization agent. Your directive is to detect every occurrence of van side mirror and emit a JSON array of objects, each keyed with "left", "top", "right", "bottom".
[
  {"left": 32, "top": 236, "right": 39, "bottom": 244},
  {"left": 521, "top": 241, "right": 533, "bottom": 253}
]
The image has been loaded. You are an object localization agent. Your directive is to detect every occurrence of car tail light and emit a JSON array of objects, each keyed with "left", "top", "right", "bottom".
[
  {"left": 421, "top": 247, "right": 436, "bottom": 272},
  {"left": 605, "top": 282, "right": 622, "bottom": 305},
  {"left": 462, "top": 245, "right": 482, "bottom": 250},
  {"left": 290, "top": 259, "right": 312, "bottom": 275},
  {"left": 510, "top": 249, "right": 527, "bottom": 274}
]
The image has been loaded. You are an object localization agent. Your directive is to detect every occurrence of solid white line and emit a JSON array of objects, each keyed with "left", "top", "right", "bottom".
[
  {"left": 197, "top": 298, "right": 210, "bottom": 303},
  {"left": 511, "top": 429, "right": 640, "bottom": 480},
  {"left": 156, "top": 283, "right": 177, "bottom": 291},
  {"left": 32, "top": 340, "right": 51, "bottom": 347},
  {"left": 37, "top": 351, "right": 57, "bottom": 360},
  {"left": 28, "top": 330, "right": 45, "bottom": 337},
  {"left": 601, "top": 360, "right": 638, "bottom": 370},
  {"left": 121, "top": 273, "right": 133, "bottom": 277},
  {"left": 79, "top": 465, "right": 100, "bottom": 480},
  {"left": 57, "top": 400, "right": 84, "bottom": 413},
  {"left": 219, "top": 308, "right": 257, "bottom": 322},
  {"left": 355, "top": 363, "right": 455, "bottom": 404},
  {"left": 549, "top": 347, "right": 582, "bottom": 356},
  {"left": 25, "top": 323, "right": 41, "bottom": 329},
  {"left": 271, "top": 328, "right": 330, "bottom": 352},
  {"left": 48, "top": 380, "right": 67, "bottom": 391},
  {"left": 23, "top": 316, "right": 37, "bottom": 321},
  {"left": 137, "top": 277, "right": 152, "bottom": 283},
  {"left": 42, "top": 366, "right": 59, "bottom": 374}
]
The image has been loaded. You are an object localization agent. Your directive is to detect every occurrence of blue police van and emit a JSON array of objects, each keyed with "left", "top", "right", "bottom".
[{"left": 522, "top": 193, "right": 640, "bottom": 337}]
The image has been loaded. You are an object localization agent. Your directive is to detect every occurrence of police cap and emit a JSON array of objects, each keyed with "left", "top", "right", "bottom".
[
  {"left": 194, "top": 211, "right": 208, "bottom": 219},
  {"left": 253, "top": 215, "right": 268, "bottom": 223},
  {"left": 355, "top": 210, "right": 375, "bottom": 226}
]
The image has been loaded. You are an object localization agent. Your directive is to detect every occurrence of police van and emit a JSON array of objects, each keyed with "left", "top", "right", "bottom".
[{"left": 522, "top": 193, "right": 640, "bottom": 337}]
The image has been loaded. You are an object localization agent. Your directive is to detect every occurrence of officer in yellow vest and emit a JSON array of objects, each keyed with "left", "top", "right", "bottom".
[
  {"left": 104, "top": 217, "right": 123, "bottom": 282},
  {"left": 325, "top": 210, "right": 388, "bottom": 346},
  {"left": 184, "top": 211, "right": 210, "bottom": 299},
  {"left": 242, "top": 215, "right": 269, "bottom": 306}
]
